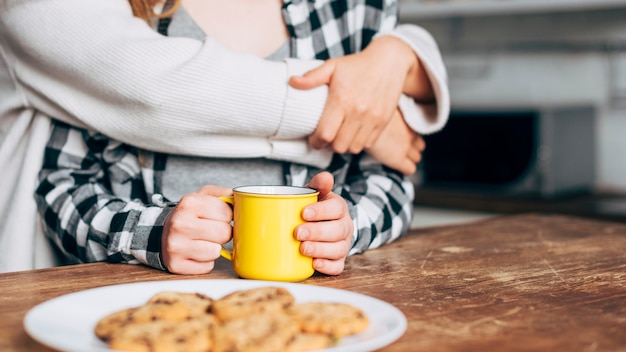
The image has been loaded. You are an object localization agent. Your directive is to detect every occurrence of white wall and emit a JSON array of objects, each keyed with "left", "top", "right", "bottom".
[{"left": 400, "top": 5, "right": 626, "bottom": 191}]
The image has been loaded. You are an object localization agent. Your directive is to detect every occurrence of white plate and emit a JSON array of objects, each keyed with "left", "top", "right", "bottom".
[{"left": 24, "top": 279, "right": 407, "bottom": 352}]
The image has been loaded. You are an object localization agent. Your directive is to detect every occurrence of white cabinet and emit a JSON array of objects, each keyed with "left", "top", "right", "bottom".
[{"left": 399, "top": 0, "right": 626, "bottom": 19}]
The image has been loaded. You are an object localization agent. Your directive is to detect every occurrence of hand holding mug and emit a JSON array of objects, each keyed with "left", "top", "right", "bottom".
[
  {"left": 296, "top": 172, "right": 354, "bottom": 276},
  {"left": 161, "top": 185, "right": 234, "bottom": 275}
]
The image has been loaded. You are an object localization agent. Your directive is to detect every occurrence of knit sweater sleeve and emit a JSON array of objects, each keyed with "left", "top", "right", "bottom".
[{"left": 0, "top": 0, "right": 329, "bottom": 164}]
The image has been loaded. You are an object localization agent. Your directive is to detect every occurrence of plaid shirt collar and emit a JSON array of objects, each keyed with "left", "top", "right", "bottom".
[{"left": 285, "top": 0, "right": 396, "bottom": 59}]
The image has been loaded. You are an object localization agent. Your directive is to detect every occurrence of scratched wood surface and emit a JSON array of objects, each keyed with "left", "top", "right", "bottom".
[{"left": 1, "top": 214, "right": 625, "bottom": 351}]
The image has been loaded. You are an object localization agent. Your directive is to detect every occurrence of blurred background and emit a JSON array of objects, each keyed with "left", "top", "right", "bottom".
[{"left": 398, "top": 0, "right": 626, "bottom": 227}]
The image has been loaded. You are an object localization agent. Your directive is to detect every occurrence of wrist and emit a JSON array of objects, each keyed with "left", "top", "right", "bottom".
[{"left": 372, "top": 36, "right": 434, "bottom": 101}]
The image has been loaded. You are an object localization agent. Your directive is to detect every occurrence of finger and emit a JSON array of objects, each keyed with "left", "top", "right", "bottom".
[
  {"left": 312, "top": 258, "right": 346, "bottom": 276},
  {"left": 295, "top": 219, "right": 351, "bottom": 243},
  {"left": 301, "top": 196, "right": 346, "bottom": 222},
  {"left": 165, "top": 212, "right": 233, "bottom": 246},
  {"left": 300, "top": 240, "right": 351, "bottom": 261},
  {"left": 164, "top": 228, "right": 228, "bottom": 257},
  {"left": 381, "top": 155, "right": 416, "bottom": 176},
  {"left": 396, "top": 158, "right": 417, "bottom": 176},
  {"left": 195, "top": 185, "right": 233, "bottom": 197},
  {"left": 176, "top": 194, "right": 232, "bottom": 223},
  {"left": 309, "top": 67, "right": 350, "bottom": 150},
  {"left": 333, "top": 122, "right": 368, "bottom": 154},
  {"left": 309, "top": 104, "right": 344, "bottom": 149},
  {"left": 334, "top": 103, "right": 391, "bottom": 154},
  {"left": 407, "top": 145, "right": 423, "bottom": 164},
  {"left": 194, "top": 220, "right": 233, "bottom": 244},
  {"left": 363, "top": 127, "right": 383, "bottom": 150},
  {"left": 288, "top": 61, "right": 335, "bottom": 90},
  {"left": 363, "top": 115, "right": 393, "bottom": 149},
  {"left": 416, "top": 135, "right": 426, "bottom": 152},
  {"left": 166, "top": 258, "right": 216, "bottom": 275}
]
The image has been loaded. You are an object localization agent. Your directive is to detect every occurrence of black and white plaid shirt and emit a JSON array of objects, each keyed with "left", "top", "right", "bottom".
[{"left": 36, "top": 0, "right": 415, "bottom": 270}]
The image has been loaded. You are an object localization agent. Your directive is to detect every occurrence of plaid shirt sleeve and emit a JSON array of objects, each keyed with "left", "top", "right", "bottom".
[
  {"left": 35, "top": 121, "right": 172, "bottom": 270},
  {"left": 317, "top": 152, "right": 414, "bottom": 255}
]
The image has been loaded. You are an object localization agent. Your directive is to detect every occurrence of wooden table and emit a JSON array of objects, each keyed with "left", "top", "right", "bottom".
[{"left": 1, "top": 214, "right": 625, "bottom": 351}]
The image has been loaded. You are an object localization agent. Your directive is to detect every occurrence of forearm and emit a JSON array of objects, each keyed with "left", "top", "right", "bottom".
[
  {"left": 378, "top": 24, "right": 448, "bottom": 101},
  {"left": 0, "top": 0, "right": 327, "bottom": 157},
  {"left": 378, "top": 24, "right": 451, "bottom": 136},
  {"left": 366, "top": 36, "right": 434, "bottom": 102},
  {"left": 34, "top": 123, "right": 171, "bottom": 269},
  {"left": 402, "top": 47, "right": 435, "bottom": 102},
  {"left": 36, "top": 182, "right": 172, "bottom": 269}
]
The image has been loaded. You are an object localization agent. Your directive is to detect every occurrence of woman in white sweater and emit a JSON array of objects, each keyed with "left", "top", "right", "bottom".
[{"left": 0, "top": 0, "right": 450, "bottom": 273}]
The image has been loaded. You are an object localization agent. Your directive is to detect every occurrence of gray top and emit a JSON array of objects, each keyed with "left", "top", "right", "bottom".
[{"left": 162, "top": 7, "right": 289, "bottom": 200}]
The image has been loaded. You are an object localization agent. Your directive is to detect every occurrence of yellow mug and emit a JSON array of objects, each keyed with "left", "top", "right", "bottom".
[{"left": 219, "top": 185, "right": 319, "bottom": 282}]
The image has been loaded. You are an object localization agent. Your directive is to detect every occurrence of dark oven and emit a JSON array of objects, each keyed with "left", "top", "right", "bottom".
[{"left": 420, "top": 105, "right": 596, "bottom": 199}]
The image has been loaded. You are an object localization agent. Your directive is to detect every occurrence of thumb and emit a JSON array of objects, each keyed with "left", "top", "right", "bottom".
[
  {"left": 305, "top": 172, "right": 335, "bottom": 198},
  {"left": 289, "top": 61, "right": 335, "bottom": 90}
]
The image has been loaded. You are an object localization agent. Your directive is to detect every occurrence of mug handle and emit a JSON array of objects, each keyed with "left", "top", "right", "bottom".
[{"left": 218, "top": 196, "right": 234, "bottom": 261}]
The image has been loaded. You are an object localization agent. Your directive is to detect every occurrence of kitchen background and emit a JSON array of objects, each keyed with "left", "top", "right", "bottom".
[{"left": 397, "top": 0, "right": 626, "bottom": 228}]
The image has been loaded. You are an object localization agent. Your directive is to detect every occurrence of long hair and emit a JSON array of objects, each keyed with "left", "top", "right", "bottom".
[{"left": 128, "top": 0, "right": 181, "bottom": 22}]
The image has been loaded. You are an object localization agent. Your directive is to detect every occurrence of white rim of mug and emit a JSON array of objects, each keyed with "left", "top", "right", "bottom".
[{"left": 233, "top": 185, "right": 318, "bottom": 196}]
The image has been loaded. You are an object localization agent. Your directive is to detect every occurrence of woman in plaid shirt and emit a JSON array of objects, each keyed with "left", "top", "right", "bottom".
[{"left": 32, "top": 0, "right": 449, "bottom": 275}]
